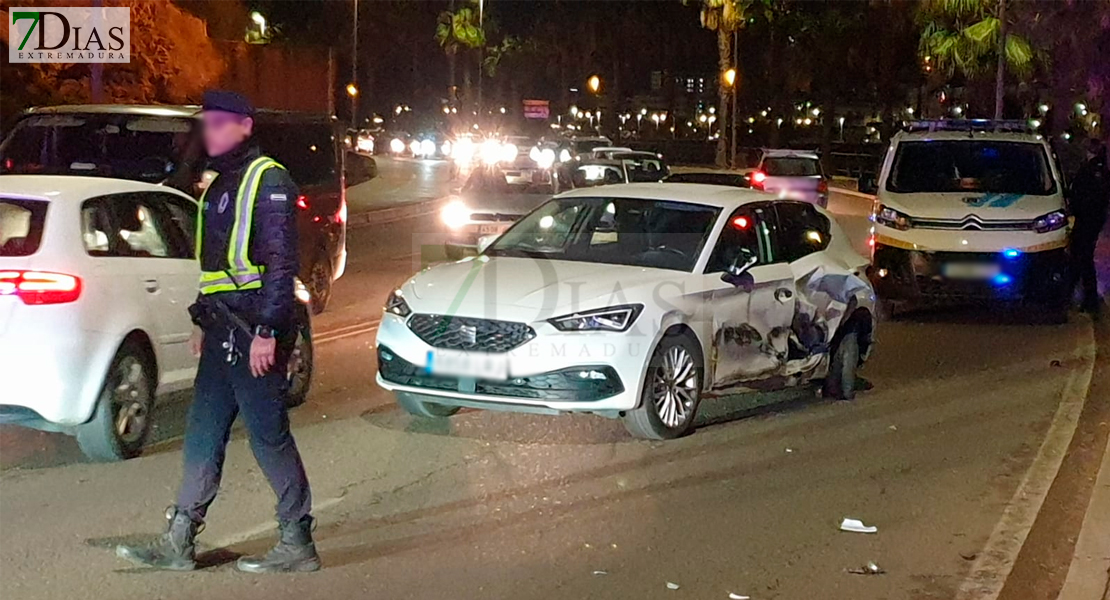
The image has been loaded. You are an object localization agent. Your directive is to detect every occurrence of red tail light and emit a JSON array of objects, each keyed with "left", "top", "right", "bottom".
[
  {"left": 335, "top": 197, "right": 348, "bottom": 224},
  {"left": 0, "top": 270, "right": 82, "bottom": 305},
  {"left": 817, "top": 178, "right": 829, "bottom": 194},
  {"left": 295, "top": 195, "right": 309, "bottom": 210},
  {"left": 751, "top": 171, "right": 766, "bottom": 190}
]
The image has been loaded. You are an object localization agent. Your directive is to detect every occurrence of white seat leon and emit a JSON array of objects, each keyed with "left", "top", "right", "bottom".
[
  {"left": 375, "top": 183, "right": 877, "bottom": 440},
  {"left": 1, "top": 176, "right": 203, "bottom": 460}
]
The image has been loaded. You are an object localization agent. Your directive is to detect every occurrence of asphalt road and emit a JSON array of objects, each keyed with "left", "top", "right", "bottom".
[{"left": 0, "top": 160, "right": 1100, "bottom": 600}]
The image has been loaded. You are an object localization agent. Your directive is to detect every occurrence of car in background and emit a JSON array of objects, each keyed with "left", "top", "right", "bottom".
[
  {"left": 410, "top": 132, "right": 453, "bottom": 160},
  {"left": 749, "top": 149, "right": 829, "bottom": 207},
  {"left": 498, "top": 136, "right": 548, "bottom": 185},
  {"left": 0, "top": 176, "right": 314, "bottom": 461},
  {"left": 564, "top": 158, "right": 629, "bottom": 188},
  {"left": 375, "top": 183, "right": 876, "bottom": 439},
  {"left": 441, "top": 165, "right": 558, "bottom": 259},
  {"left": 865, "top": 120, "right": 1070, "bottom": 320},
  {"left": 0, "top": 104, "right": 367, "bottom": 314},
  {"left": 355, "top": 130, "right": 375, "bottom": 154},
  {"left": 611, "top": 151, "right": 670, "bottom": 182},
  {"left": 586, "top": 146, "right": 634, "bottom": 159},
  {"left": 665, "top": 170, "right": 751, "bottom": 188},
  {"left": 564, "top": 135, "right": 613, "bottom": 160}
]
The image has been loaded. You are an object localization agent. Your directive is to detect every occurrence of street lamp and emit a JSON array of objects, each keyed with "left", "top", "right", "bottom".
[
  {"left": 723, "top": 68, "right": 736, "bottom": 88},
  {"left": 346, "top": 83, "right": 359, "bottom": 98},
  {"left": 588, "top": 75, "right": 601, "bottom": 94}
]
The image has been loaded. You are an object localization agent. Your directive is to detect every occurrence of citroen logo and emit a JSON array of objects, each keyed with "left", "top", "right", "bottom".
[{"left": 458, "top": 324, "right": 477, "bottom": 345}]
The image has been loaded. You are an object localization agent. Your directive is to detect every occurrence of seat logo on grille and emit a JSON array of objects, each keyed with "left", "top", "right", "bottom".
[{"left": 458, "top": 324, "right": 478, "bottom": 345}]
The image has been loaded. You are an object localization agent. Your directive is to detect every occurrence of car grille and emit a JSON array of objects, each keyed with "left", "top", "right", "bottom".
[
  {"left": 407, "top": 314, "right": 535, "bottom": 352},
  {"left": 911, "top": 216, "right": 1033, "bottom": 231}
]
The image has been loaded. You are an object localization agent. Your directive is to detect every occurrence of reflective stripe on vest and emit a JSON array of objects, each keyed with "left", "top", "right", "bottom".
[{"left": 196, "top": 156, "right": 285, "bottom": 295}]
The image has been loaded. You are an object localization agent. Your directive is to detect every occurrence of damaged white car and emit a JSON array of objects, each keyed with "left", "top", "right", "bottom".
[{"left": 375, "top": 183, "right": 876, "bottom": 440}]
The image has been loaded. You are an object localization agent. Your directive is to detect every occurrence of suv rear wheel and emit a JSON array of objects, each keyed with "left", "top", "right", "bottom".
[{"left": 306, "top": 255, "right": 333, "bottom": 315}]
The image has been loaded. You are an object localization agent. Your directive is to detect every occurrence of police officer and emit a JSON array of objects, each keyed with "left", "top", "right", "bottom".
[
  {"left": 117, "top": 91, "right": 319, "bottom": 573},
  {"left": 1070, "top": 138, "right": 1110, "bottom": 315}
]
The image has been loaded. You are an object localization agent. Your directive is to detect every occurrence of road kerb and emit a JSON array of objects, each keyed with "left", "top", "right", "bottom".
[
  {"left": 956, "top": 324, "right": 1097, "bottom": 600},
  {"left": 1056, "top": 405, "right": 1110, "bottom": 600},
  {"left": 348, "top": 197, "right": 445, "bottom": 229}
]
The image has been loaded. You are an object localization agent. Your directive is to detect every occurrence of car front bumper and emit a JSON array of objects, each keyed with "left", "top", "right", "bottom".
[{"left": 373, "top": 313, "right": 648, "bottom": 413}]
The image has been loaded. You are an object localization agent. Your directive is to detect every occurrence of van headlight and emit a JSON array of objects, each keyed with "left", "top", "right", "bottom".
[
  {"left": 441, "top": 200, "right": 471, "bottom": 229},
  {"left": 1032, "top": 210, "right": 1067, "bottom": 233},
  {"left": 549, "top": 304, "right": 643, "bottom": 332},
  {"left": 385, "top": 289, "right": 411, "bottom": 317},
  {"left": 876, "top": 205, "right": 912, "bottom": 231}
]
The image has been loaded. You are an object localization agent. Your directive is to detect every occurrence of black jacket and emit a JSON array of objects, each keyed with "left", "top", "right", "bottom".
[
  {"left": 1070, "top": 156, "right": 1110, "bottom": 234},
  {"left": 192, "top": 142, "right": 300, "bottom": 332}
]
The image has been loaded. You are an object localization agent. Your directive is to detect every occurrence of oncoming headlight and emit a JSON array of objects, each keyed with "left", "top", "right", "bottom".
[
  {"left": 549, "top": 304, "right": 644, "bottom": 332},
  {"left": 536, "top": 148, "right": 556, "bottom": 169},
  {"left": 385, "top": 289, "right": 411, "bottom": 317},
  {"left": 420, "top": 139, "right": 435, "bottom": 157},
  {"left": 441, "top": 200, "right": 471, "bottom": 229},
  {"left": 390, "top": 138, "right": 406, "bottom": 154},
  {"left": 1032, "top": 210, "right": 1067, "bottom": 233}
]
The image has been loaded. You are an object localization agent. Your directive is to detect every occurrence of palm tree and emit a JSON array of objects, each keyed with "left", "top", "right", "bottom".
[
  {"left": 918, "top": 0, "right": 1035, "bottom": 119},
  {"left": 436, "top": 4, "right": 485, "bottom": 107},
  {"left": 696, "top": 0, "right": 758, "bottom": 167}
]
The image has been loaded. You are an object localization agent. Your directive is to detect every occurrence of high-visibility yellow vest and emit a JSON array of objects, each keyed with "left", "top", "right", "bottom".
[{"left": 196, "top": 156, "right": 285, "bottom": 295}]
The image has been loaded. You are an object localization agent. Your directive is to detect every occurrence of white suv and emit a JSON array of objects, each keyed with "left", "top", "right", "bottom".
[
  {"left": 0, "top": 176, "right": 313, "bottom": 461},
  {"left": 865, "top": 121, "right": 1070, "bottom": 319}
]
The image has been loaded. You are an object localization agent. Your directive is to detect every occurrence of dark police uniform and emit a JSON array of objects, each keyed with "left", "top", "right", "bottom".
[
  {"left": 1070, "top": 143, "right": 1110, "bottom": 313},
  {"left": 117, "top": 91, "right": 319, "bottom": 573}
]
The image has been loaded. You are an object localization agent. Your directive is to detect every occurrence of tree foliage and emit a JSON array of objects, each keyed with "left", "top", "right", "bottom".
[{"left": 918, "top": 0, "right": 1036, "bottom": 79}]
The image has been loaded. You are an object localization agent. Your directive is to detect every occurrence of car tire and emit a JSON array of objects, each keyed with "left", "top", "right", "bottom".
[
  {"left": 395, "top": 391, "right": 461, "bottom": 418},
  {"left": 306, "top": 255, "right": 333, "bottom": 315},
  {"left": 622, "top": 333, "right": 703, "bottom": 440},
  {"left": 824, "top": 330, "right": 860, "bottom": 400},
  {"left": 76, "top": 341, "right": 155, "bottom": 462},
  {"left": 444, "top": 244, "right": 467, "bottom": 261},
  {"left": 285, "top": 311, "right": 313, "bottom": 409}
]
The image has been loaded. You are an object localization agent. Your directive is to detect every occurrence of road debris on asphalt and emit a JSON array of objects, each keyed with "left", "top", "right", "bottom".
[
  {"left": 846, "top": 561, "right": 885, "bottom": 575},
  {"left": 959, "top": 551, "right": 978, "bottom": 561},
  {"left": 839, "top": 518, "right": 878, "bottom": 533},
  {"left": 888, "top": 425, "right": 898, "bottom": 431},
  {"left": 785, "top": 448, "right": 794, "bottom": 453},
  {"left": 592, "top": 570, "right": 608, "bottom": 576},
  {"left": 728, "top": 593, "right": 751, "bottom": 599},
  {"left": 666, "top": 581, "right": 681, "bottom": 590},
  {"left": 1050, "top": 359, "right": 1063, "bottom": 367}
]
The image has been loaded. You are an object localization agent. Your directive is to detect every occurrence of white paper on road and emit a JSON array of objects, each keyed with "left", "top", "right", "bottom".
[
  {"left": 839, "top": 518, "right": 878, "bottom": 533},
  {"left": 729, "top": 594, "right": 751, "bottom": 599},
  {"left": 666, "top": 582, "right": 681, "bottom": 590}
]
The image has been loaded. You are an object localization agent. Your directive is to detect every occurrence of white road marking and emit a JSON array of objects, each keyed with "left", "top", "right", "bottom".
[
  {"left": 956, "top": 321, "right": 1097, "bottom": 600},
  {"left": 209, "top": 496, "right": 345, "bottom": 549},
  {"left": 314, "top": 322, "right": 380, "bottom": 345}
]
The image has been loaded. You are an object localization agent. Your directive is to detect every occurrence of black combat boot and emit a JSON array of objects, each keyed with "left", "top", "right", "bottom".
[
  {"left": 116, "top": 507, "right": 202, "bottom": 571},
  {"left": 236, "top": 516, "right": 321, "bottom": 573}
]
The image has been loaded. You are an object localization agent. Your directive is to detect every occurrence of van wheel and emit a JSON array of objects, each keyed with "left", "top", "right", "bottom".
[
  {"left": 76, "top": 342, "right": 154, "bottom": 462},
  {"left": 306, "top": 256, "right": 333, "bottom": 315},
  {"left": 824, "top": 331, "right": 860, "bottom": 400},
  {"left": 395, "top": 392, "right": 460, "bottom": 417},
  {"left": 285, "top": 316, "right": 313, "bottom": 408},
  {"left": 622, "top": 333, "right": 702, "bottom": 440}
]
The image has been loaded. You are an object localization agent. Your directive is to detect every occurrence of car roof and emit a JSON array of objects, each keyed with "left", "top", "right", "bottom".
[
  {"left": 761, "top": 148, "right": 820, "bottom": 159},
  {"left": 24, "top": 104, "right": 335, "bottom": 124},
  {"left": 892, "top": 129, "right": 1046, "bottom": 143},
  {"left": 555, "top": 182, "right": 770, "bottom": 209},
  {"left": 0, "top": 175, "right": 191, "bottom": 202}
]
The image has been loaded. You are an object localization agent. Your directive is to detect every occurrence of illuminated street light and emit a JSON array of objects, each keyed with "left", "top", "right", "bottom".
[
  {"left": 1039, "top": 103, "right": 1050, "bottom": 115},
  {"left": 499, "top": 106, "right": 507, "bottom": 114},
  {"left": 346, "top": 83, "right": 358, "bottom": 97},
  {"left": 723, "top": 68, "right": 737, "bottom": 88},
  {"left": 569, "top": 105, "right": 578, "bottom": 117},
  {"left": 640, "top": 108, "right": 648, "bottom": 116},
  {"left": 588, "top": 75, "right": 601, "bottom": 94}
]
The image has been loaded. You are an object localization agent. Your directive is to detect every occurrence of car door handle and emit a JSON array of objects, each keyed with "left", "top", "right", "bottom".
[
  {"left": 143, "top": 279, "right": 160, "bottom": 293},
  {"left": 775, "top": 288, "right": 793, "bottom": 302}
]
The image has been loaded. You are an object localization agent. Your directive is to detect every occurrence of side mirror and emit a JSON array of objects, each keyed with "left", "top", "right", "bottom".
[
  {"left": 720, "top": 249, "right": 758, "bottom": 288},
  {"left": 345, "top": 151, "right": 377, "bottom": 186},
  {"left": 858, "top": 174, "right": 878, "bottom": 195},
  {"left": 476, "top": 234, "right": 498, "bottom": 254}
]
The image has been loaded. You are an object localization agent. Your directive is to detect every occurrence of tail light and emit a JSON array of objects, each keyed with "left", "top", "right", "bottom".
[
  {"left": 295, "top": 195, "right": 310, "bottom": 210},
  {"left": 751, "top": 171, "right": 767, "bottom": 190},
  {"left": 817, "top": 178, "right": 829, "bottom": 194},
  {"left": 0, "top": 270, "right": 82, "bottom": 305},
  {"left": 335, "top": 197, "right": 348, "bottom": 224}
]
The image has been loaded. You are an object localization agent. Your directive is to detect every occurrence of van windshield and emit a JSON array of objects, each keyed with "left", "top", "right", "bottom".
[
  {"left": 887, "top": 140, "right": 1056, "bottom": 195},
  {"left": 0, "top": 113, "right": 198, "bottom": 184}
]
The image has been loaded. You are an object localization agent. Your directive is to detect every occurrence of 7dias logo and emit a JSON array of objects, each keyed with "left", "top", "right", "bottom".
[{"left": 9, "top": 7, "right": 130, "bottom": 63}]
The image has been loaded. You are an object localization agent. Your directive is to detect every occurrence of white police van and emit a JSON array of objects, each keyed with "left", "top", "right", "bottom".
[{"left": 864, "top": 120, "right": 1070, "bottom": 320}]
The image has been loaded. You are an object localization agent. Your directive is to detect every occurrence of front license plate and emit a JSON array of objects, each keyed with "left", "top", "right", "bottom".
[
  {"left": 478, "top": 223, "right": 510, "bottom": 235},
  {"left": 942, "top": 262, "right": 1000, "bottom": 280},
  {"left": 427, "top": 349, "right": 509, "bottom": 381}
]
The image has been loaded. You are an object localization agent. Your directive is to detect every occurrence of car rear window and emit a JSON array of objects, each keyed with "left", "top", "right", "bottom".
[
  {"left": 763, "top": 157, "right": 821, "bottom": 177},
  {"left": 0, "top": 198, "right": 48, "bottom": 256},
  {"left": 252, "top": 122, "right": 338, "bottom": 188}
]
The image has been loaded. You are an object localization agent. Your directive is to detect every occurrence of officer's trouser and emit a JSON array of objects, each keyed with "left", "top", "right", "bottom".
[
  {"left": 1072, "top": 221, "right": 1105, "bottom": 305},
  {"left": 176, "top": 328, "right": 312, "bottom": 524}
]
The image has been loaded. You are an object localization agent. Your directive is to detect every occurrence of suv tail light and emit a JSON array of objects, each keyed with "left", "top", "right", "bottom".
[
  {"left": 817, "top": 178, "right": 829, "bottom": 194},
  {"left": 335, "top": 197, "right": 348, "bottom": 224},
  {"left": 751, "top": 171, "right": 766, "bottom": 190},
  {"left": 0, "top": 270, "right": 82, "bottom": 304},
  {"left": 295, "top": 195, "right": 310, "bottom": 210}
]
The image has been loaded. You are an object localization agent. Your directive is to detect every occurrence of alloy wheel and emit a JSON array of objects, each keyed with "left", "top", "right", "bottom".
[
  {"left": 111, "top": 357, "right": 149, "bottom": 445},
  {"left": 651, "top": 346, "right": 698, "bottom": 428}
]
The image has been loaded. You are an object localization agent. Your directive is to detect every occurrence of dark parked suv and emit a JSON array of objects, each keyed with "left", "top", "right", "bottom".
[{"left": 0, "top": 104, "right": 374, "bottom": 313}]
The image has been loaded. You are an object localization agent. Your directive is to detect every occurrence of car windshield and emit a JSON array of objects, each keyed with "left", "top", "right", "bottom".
[
  {"left": 573, "top": 139, "right": 608, "bottom": 153},
  {"left": 887, "top": 140, "right": 1056, "bottom": 195},
  {"left": 0, "top": 113, "right": 197, "bottom": 183},
  {"left": 487, "top": 197, "right": 720, "bottom": 271},
  {"left": 616, "top": 155, "right": 667, "bottom": 182},
  {"left": 0, "top": 198, "right": 48, "bottom": 256},
  {"left": 763, "top": 156, "right": 821, "bottom": 177},
  {"left": 463, "top": 166, "right": 555, "bottom": 195}
]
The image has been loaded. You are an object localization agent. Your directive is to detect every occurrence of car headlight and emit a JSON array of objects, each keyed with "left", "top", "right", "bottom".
[
  {"left": 559, "top": 149, "right": 572, "bottom": 163},
  {"left": 390, "top": 138, "right": 406, "bottom": 154},
  {"left": 385, "top": 289, "right": 411, "bottom": 317},
  {"left": 536, "top": 148, "right": 556, "bottom": 169},
  {"left": 441, "top": 141, "right": 452, "bottom": 156},
  {"left": 529, "top": 146, "right": 542, "bottom": 163},
  {"left": 875, "top": 205, "right": 912, "bottom": 231},
  {"left": 549, "top": 304, "right": 643, "bottom": 332},
  {"left": 441, "top": 200, "right": 471, "bottom": 229},
  {"left": 1032, "top": 210, "right": 1067, "bottom": 233},
  {"left": 420, "top": 139, "right": 436, "bottom": 157},
  {"left": 500, "top": 143, "right": 518, "bottom": 163},
  {"left": 480, "top": 139, "right": 502, "bottom": 165}
]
